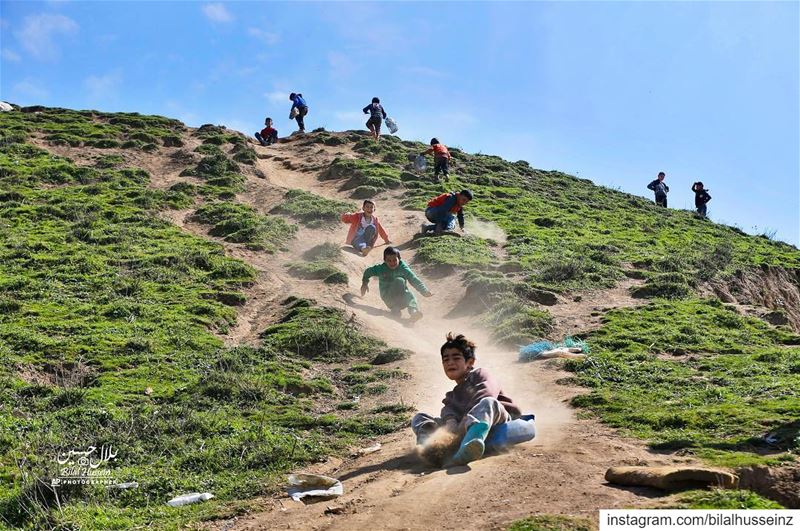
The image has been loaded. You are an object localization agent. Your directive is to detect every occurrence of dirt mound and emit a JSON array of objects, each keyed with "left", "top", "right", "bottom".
[{"left": 707, "top": 265, "right": 800, "bottom": 332}]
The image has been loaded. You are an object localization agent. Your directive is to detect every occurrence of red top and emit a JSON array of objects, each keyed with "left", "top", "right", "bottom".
[
  {"left": 340, "top": 212, "right": 389, "bottom": 244},
  {"left": 260, "top": 126, "right": 277, "bottom": 137}
]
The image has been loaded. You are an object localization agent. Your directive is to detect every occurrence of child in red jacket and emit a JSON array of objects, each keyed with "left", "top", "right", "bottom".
[
  {"left": 340, "top": 200, "right": 390, "bottom": 256},
  {"left": 255, "top": 117, "right": 278, "bottom": 146},
  {"left": 422, "top": 138, "right": 452, "bottom": 181}
]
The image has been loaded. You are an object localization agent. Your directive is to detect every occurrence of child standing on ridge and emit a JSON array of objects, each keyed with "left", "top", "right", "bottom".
[
  {"left": 647, "top": 171, "right": 669, "bottom": 207},
  {"left": 422, "top": 138, "right": 452, "bottom": 181},
  {"left": 363, "top": 97, "right": 387, "bottom": 142},
  {"left": 361, "top": 247, "right": 432, "bottom": 321},
  {"left": 341, "top": 200, "right": 391, "bottom": 256},
  {"left": 421, "top": 189, "right": 473, "bottom": 235},
  {"left": 691, "top": 181, "right": 711, "bottom": 217},
  {"left": 289, "top": 93, "right": 309, "bottom": 133},
  {"left": 412, "top": 332, "right": 521, "bottom": 467},
  {"left": 254, "top": 117, "right": 278, "bottom": 146}
]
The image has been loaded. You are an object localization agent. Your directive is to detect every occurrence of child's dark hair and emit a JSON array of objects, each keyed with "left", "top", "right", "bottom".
[
  {"left": 430, "top": 138, "right": 439, "bottom": 146},
  {"left": 440, "top": 332, "right": 476, "bottom": 360},
  {"left": 372, "top": 97, "right": 380, "bottom": 103},
  {"left": 289, "top": 93, "right": 296, "bottom": 100},
  {"left": 384, "top": 246, "right": 401, "bottom": 260},
  {"left": 362, "top": 199, "right": 375, "bottom": 208},
  {"left": 459, "top": 189, "right": 474, "bottom": 200},
  {"left": 265, "top": 117, "right": 273, "bottom": 123},
  {"left": 692, "top": 181, "right": 704, "bottom": 191},
  {"left": 658, "top": 171, "right": 666, "bottom": 178}
]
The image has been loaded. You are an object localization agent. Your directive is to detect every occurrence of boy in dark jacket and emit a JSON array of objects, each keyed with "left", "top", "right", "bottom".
[
  {"left": 691, "top": 181, "right": 711, "bottom": 217},
  {"left": 647, "top": 171, "right": 669, "bottom": 207},
  {"left": 254, "top": 117, "right": 278, "bottom": 146},
  {"left": 422, "top": 138, "right": 452, "bottom": 181},
  {"left": 363, "top": 97, "right": 387, "bottom": 141},
  {"left": 412, "top": 333, "right": 521, "bottom": 467},
  {"left": 421, "top": 189, "right": 473, "bottom": 235},
  {"left": 289, "top": 93, "right": 309, "bottom": 132}
]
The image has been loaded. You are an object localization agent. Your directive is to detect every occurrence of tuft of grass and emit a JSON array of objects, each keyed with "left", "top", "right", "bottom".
[
  {"left": 671, "top": 489, "right": 784, "bottom": 509},
  {"left": 507, "top": 515, "right": 595, "bottom": 531},
  {"left": 271, "top": 189, "right": 355, "bottom": 228},
  {"left": 286, "top": 261, "right": 348, "bottom": 284},
  {"left": 192, "top": 201, "right": 296, "bottom": 252},
  {"left": 415, "top": 235, "right": 495, "bottom": 269}
]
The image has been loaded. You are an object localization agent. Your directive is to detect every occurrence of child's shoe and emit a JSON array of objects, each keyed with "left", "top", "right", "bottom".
[
  {"left": 420, "top": 223, "right": 429, "bottom": 235},
  {"left": 408, "top": 309, "right": 423, "bottom": 322},
  {"left": 445, "top": 422, "right": 490, "bottom": 467},
  {"left": 390, "top": 307, "right": 402, "bottom": 317}
]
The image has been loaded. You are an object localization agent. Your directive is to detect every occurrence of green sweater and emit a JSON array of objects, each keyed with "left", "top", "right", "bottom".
[{"left": 362, "top": 261, "right": 430, "bottom": 299}]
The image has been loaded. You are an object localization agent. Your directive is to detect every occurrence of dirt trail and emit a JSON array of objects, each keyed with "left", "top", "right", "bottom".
[
  {"left": 31, "top": 132, "right": 688, "bottom": 529},
  {"left": 199, "top": 137, "right": 690, "bottom": 530}
]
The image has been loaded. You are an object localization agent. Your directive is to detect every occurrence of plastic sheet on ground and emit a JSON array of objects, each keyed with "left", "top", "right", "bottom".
[{"left": 287, "top": 473, "right": 343, "bottom": 502}]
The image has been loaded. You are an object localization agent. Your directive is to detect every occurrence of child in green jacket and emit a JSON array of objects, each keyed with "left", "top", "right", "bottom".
[{"left": 361, "top": 247, "right": 432, "bottom": 321}]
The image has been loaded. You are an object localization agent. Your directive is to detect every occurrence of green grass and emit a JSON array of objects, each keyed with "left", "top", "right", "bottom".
[
  {"left": 0, "top": 111, "right": 407, "bottom": 530},
  {"left": 507, "top": 515, "right": 594, "bottom": 531},
  {"left": 286, "top": 261, "right": 348, "bottom": 284},
  {"left": 320, "top": 157, "right": 403, "bottom": 196},
  {"left": 270, "top": 189, "right": 355, "bottom": 228},
  {"left": 566, "top": 298, "right": 800, "bottom": 466},
  {"left": 670, "top": 489, "right": 785, "bottom": 509},
  {"left": 415, "top": 235, "right": 495, "bottom": 269},
  {"left": 192, "top": 201, "right": 296, "bottom": 252}
]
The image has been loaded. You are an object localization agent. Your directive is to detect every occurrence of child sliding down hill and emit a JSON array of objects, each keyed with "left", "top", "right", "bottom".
[
  {"left": 421, "top": 189, "right": 473, "bottom": 235},
  {"left": 340, "top": 200, "right": 390, "bottom": 256},
  {"left": 412, "top": 333, "right": 521, "bottom": 468},
  {"left": 361, "top": 247, "right": 432, "bottom": 321}
]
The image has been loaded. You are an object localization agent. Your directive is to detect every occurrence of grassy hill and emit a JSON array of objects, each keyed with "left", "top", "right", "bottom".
[{"left": 0, "top": 105, "right": 798, "bottom": 528}]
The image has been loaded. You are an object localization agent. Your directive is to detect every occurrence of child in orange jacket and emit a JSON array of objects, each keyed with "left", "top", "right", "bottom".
[{"left": 340, "top": 200, "right": 390, "bottom": 256}]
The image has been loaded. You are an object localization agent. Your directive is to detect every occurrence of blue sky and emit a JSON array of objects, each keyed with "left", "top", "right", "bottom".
[{"left": 2, "top": 1, "right": 798, "bottom": 245}]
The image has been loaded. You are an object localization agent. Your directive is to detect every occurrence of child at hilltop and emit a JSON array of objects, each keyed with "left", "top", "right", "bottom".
[
  {"left": 421, "top": 189, "right": 473, "bottom": 235},
  {"left": 363, "top": 97, "right": 388, "bottom": 142},
  {"left": 691, "top": 181, "right": 711, "bottom": 217},
  {"left": 412, "top": 333, "right": 521, "bottom": 468},
  {"left": 361, "top": 247, "right": 432, "bottom": 321},
  {"left": 647, "top": 171, "right": 669, "bottom": 207},
  {"left": 422, "top": 138, "right": 452, "bottom": 181},
  {"left": 340, "top": 199, "right": 391, "bottom": 256},
  {"left": 289, "top": 93, "right": 309, "bottom": 133},
  {"left": 254, "top": 117, "right": 278, "bottom": 146}
]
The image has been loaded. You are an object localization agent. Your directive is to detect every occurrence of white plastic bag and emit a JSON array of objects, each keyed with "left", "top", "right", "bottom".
[
  {"left": 384, "top": 117, "right": 398, "bottom": 134},
  {"left": 413, "top": 155, "right": 427, "bottom": 172},
  {"left": 167, "top": 492, "right": 214, "bottom": 507}
]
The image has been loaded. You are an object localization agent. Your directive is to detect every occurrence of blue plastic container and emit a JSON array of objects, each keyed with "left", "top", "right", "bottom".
[{"left": 485, "top": 414, "right": 536, "bottom": 451}]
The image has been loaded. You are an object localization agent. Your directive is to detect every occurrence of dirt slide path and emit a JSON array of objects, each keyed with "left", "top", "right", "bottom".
[
  {"left": 197, "top": 138, "right": 692, "bottom": 531},
  {"left": 29, "top": 132, "right": 688, "bottom": 528}
]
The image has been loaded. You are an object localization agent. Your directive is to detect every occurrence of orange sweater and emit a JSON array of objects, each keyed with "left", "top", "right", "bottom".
[{"left": 340, "top": 212, "right": 389, "bottom": 244}]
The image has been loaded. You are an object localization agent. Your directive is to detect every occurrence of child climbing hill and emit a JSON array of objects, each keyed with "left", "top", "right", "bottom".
[
  {"left": 361, "top": 247, "right": 432, "bottom": 321},
  {"left": 422, "top": 138, "right": 452, "bottom": 181},
  {"left": 363, "top": 97, "right": 387, "bottom": 141}
]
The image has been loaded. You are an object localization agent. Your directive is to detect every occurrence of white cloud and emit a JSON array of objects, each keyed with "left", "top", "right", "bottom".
[
  {"left": 13, "top": 79, "right": 49, "bottom": 101},
  {"left": 202, "top": 3, "right": 234, "bottom": 23},
  {"left": 264, "top": 90, "right": 287, "bottom": 104},
  {"left": 84, "top": 70, "right": 122, "bottom": 102},
  {"left": 247, "top": 27, "right": 279, "bottom": 45},
  {"left": 2, "top": 49, "right": 21, "bottom": 62},
  {"left": 15, "top": 13, "right": 78, "bottom": 61}
]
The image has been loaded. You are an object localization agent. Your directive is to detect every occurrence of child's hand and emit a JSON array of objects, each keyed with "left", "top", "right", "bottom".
[{"left": 360, "top": 284, "right": 368, "bottom": 296}]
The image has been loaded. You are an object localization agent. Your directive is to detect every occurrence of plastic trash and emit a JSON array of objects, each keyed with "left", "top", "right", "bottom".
[
  {"left": 0, "top": 102, "right": 13, "bottom": 112},
  {"left": 384, "top": 117, "right": 398, "bottom": 134},
  {"left": 355, "top": 443, "right": 381, "bottom": 456},
  {"left": 287, "top": 473, "right": 343, "bottom": 502},
  {"left": 110, "top": 482, "right": 139, "bottom": 490},
  {"left": 166, "top": 492, "right": 214, "bottom": 507},
  {"left": 485, "top": 414, "right": 536, "bottom": 451},
  {"left": 413, "top": 155, "right": 427, "bottom": 172}
]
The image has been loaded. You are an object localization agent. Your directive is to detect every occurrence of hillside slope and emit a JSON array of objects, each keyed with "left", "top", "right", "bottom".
[{"left": 0, "top": 105, "right": 798, "bottom": 529}]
